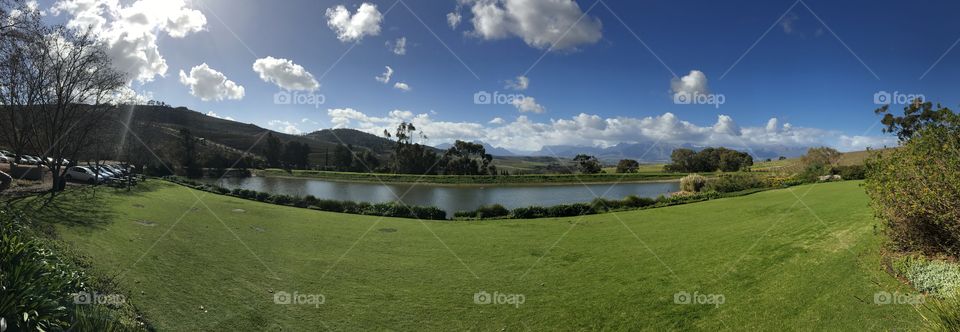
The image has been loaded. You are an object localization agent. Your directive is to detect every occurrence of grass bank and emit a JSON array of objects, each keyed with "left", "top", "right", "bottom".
[
  {"left": 255, "top": 168, "right": 693, "bottom": 185},
  {"left": 33, "top": 180, "right": 925, "bottom": 330}
]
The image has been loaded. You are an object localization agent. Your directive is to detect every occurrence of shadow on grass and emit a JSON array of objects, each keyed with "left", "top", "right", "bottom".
[{"left": 13, "top": 186, "right": 118, "bottom": 231}]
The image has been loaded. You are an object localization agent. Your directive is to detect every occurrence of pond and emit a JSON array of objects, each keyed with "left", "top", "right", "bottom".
[{"left": 203, "top": 176, "right": 680, "bottom": 216}]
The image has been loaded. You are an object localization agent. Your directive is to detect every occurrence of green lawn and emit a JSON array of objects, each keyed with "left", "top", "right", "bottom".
[{"left": 40, "top": 180, "right": 921, "bottom": 330}]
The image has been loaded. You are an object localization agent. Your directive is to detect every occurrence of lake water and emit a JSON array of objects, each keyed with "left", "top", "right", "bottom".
[{"left": 204, "top": 176, "right": 680, "bottom": 215}]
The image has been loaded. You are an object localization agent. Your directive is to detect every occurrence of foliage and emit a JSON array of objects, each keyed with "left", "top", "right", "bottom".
[
  {"left": 864, "top": 125, "right": 960, "bottom": 257},
  {"left": 454, "top": 204, "right": 510, "bottom": 219},
  {"left": 0, "top": 208, "right": 142, "bottom": 331},
  {"left": 830, "top": 165, "right": 866, "bottom": 180},
  {"left": 664, "top": 147, "right": 753, "bottom": 172},
  {"left": 384, "top": 122, "right": 439, "bottom": 175},
  {"left": 892, "top": 255, "right": 960, "bottom": 298},
  {"left": 615, "top": 159, "right": 640, "bottom": 173},
  {"left": 440, "top": 141, "right": 494, "bottom": 175},
  {"left": 706, "top": 173, "right": 768, "bottom": 193},
  {"left": 573, "top": 154, "right": 602, "bottom": 174},
  {"left": 680, "top": 174, "right": 707, "bottom": 193},
  {"left": 875, "top": 99, "right": 960, "bottom": 141},
  {"left": 922, "top": 290, "right": 960, "bottom": 332}
]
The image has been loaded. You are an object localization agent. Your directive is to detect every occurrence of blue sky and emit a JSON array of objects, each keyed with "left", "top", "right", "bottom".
[{"left": 40, "top": 0, "right": 960, "bottom": 152}]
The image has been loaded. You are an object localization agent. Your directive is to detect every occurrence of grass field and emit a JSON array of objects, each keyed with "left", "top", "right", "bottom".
[
  {"left": 256, "top": 168, "right": 692, "bottom": 185},
  {"left": 36, "top": 180, "right": 922, "bottom": 330},
  {"left": 752, "top": 149, "right": 887, "bottom": 172}
]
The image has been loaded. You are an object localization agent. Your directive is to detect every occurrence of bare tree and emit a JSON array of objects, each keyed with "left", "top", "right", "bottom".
[{"left": 0, "top": 0, "right": 44, "bottom": 164}]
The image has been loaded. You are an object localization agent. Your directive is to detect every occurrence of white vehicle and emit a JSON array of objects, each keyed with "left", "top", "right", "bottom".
[
  {"left": 21, "top": 155, "right": 40, "bottom": 165},
  {"left": 64, "top": 166, "right": 105, "bottom": 184},
  {"left": 0, "top": 152, "right": 11, "bottom": 164}
]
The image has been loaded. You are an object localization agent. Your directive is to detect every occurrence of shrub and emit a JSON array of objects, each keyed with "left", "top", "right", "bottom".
[
  {"left": 456, "top": 204, "right": 510, "bottom": 219},
  {"left": 830, "top": 165, "right": 866, "bottom": 180},
  {"left": 705, "top": 173, "right": 767, "bottom": 193},
  {"left": 865, "top": 126, "right": 960, "bottom": 257},
  {"left": 680, "top": 174, "right": 707, "bottom": 193},
  {"left": 511, "top": 206, "right": 549, "bottom": 219},
  {"left": 255, "top": 192, "right": 271, "bottom": 202},
  {"left": 893, "top": 255, "right": 960, "bottom": 298}
]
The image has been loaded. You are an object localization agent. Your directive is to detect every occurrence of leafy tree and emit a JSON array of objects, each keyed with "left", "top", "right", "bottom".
[
  {"left": 875, "top": 99, "right": 960, "bottom": 141},
  {"left": 440, "top": 140, "right": 493, "bottom": 175},
  {"left": 282, "top": 141, "right": 311, "bottom": 169},
  {"left": 178, "top": 129, "right": 202, "bottom": 178},
  {"left": 263, "top": 133, "right": 283, "bottom": 168},
  {"left": 384, "top": 122, "right": 438, "bottom": 175},
  {"left": 616, "top": 159, "right": 640, "bottom": 173},
  {"left": 333, "top": 144, "right": 354, "bottom": 171},
  {"left": 573, "top": 154, "right": 602, "bottom": 174},
  {"left": 665, "top": 147, "right": 752, "bottom": 172}
]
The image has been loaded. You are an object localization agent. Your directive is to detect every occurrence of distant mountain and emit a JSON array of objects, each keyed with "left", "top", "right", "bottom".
[
  {"left": 435, "top": 141, "right": 515, "bottom": 156},
  {"left": 526, "top": 142, "right": 810, "bottom": 163}
]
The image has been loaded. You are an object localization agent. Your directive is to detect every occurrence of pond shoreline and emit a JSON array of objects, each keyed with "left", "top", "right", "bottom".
[{"left": 252, "top": 170, "right": 687, "bottom": 187}]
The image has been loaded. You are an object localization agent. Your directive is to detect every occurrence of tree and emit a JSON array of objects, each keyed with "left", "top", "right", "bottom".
[
  {"left": 664, "top": 148, "right": 752, "bottom": 172},
  {"left": 384, "top": 122, "right": 438, "bottom": 175},
  {"left": 440, "top": 140, "right": 493, "bottom": 175},
  {"left": 282, "top": 141, "right": 311, "bottom": 169},
  {"left": 178, "top": 129, "right": 202, "bottom": 178},
  {"left": 875, "top": 99, "right": 959, "bottom": 141},
  {"left": 263, "top": 133, "right": 283, "bottom": 168},
  {"left": 1, "top": 24, "right": 127, "bottom": 194},
  {"left": 573, "top": 154, "right": 602, "bottom": 174},
  {"left": 332, "top": 144, "right": 353, "bottom": 171},
  {"left": 616, "top": 159, "right": 640, "bottom": 173}
]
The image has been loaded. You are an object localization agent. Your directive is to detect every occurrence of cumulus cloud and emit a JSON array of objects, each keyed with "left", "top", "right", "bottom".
[
  {"left": 511, "top": 96, "right": 545, "bottom": 113},
  {"left": 268, "top": 120, "right": 303, "bottom": 135},
  {"left": 461, "top": 0, "right": 602, "bottom": 50},
  {"left": 50, "top": 0, "right": 207, "bottom": 82},
  {"left": 206, "top": 111, "right": 235, "bottom": 121},
  {"left": 178, "top": 63, "right": 244, "bottom": 101},
  {"left": 393, "top": 82, "right": 412, "bottom": 91},
  {"left": 252, "top": 57, "right": 319, "bottom": 91},
  {"left": 375, "top": 66, "right": 393, "bottom": 83},
  {"left": 388, "top": 37, "right": 407, "bottom": 55},
  {"left": 325, "top": 109, "right": 885, "bottom": 153},
  {"left": 325, "top": 3, "right": 382, "bottom": 42},
  {"left": 505, "top": 75, "right": 529, "bottom": 90},
  {"left": 447, "top": 10, "right": 462, "bottom": 29},
  {"left": 670, "top": 70, "right": 710, "bottom": 99}
]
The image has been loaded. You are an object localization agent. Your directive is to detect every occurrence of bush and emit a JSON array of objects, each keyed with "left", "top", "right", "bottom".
[
  {"left": 893, "top": 255, "right": 960, "bottom": 298},
  {"left": 705, "top": 173, "right": 767, "bottom": 193},
  {"left": 511, "top": 206, "right": 549, "bottom": 219},
  {"left": 455, "top": 204, "right": 510, "bottom": 219},
  {"left": 831, "top": 165, "right": 866, "bottom": 180},
  {"left": 680, "top": 174, "right": 707, "bottom": 192},
  {"left": 865, "top": 126, "right": 960, "bottom": 257}
]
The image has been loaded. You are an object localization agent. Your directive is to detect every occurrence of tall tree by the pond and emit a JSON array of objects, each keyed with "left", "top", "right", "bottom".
[
  {"left": 440, "top": 140, "right": 494, "bottom": 175},
  {"left": 384, "top": 122, "right": 438, "bottom": 175}
]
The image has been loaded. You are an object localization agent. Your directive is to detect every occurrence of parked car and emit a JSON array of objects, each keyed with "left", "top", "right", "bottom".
[
  {"left": 0, "top": 152, "right": 11, "bottom": 164},
  {"left": 64, "top": 166, "right": 105, "bottom": 184}
]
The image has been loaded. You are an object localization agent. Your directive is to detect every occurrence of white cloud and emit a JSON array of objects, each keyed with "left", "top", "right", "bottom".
[
  {"left": 393, "top": 82, "right": 411, "bottom": 92},
  {"left": 447, "top": 10, "right": 462, "bottom": 29},
  {"left": 51, "top": 0, "right": 207, "bottom": 83},
  {"left": 325, "top": 109, "right": 881, "bottom": 153},
  {"left": 388, "top": 37, "right": 407, "bottom": 55},
  {"left": 505, "top": 75, "right": 529, "bottom": 90},
  {"left": 268, "top": 120, "right": 303, "bottom": 135},
  {"left": 511, "top": 96, "right": 545, "bottom": 113},
  {"left": 375, "top": 66, "right": 393, "bottom": 83},
  {"left": 206, "top": 111, "right": 235, "bottom": 121},
  {"left": 463, "top": 0, "right": 602, "bottom": 50},
  {"left": 765, "top": 118, "right": 780, "bottom": 133},
  {"left": 838, "top": 135, "right": 898, "bottom": 151},
  {"left": 671, "top": 70, "right": 710, "bottom": 99},
  {"left": 178, "top": 63, "right": 244, "bottom": 101},
  {"left": 252, "top": 56, "right": 319, "bottom": 91},
  {"left": 325, "top": 3, "right": 382, "bottom": 42}
]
